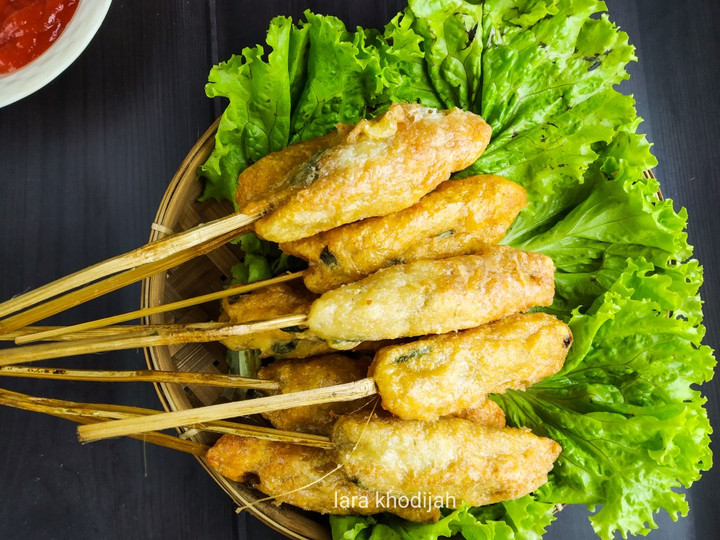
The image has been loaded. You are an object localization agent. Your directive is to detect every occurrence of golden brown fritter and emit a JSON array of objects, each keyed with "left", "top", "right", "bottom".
[
  {"left": 254, "top": 104, "right": 492, "bottom": 242},
  {"left": 308, "top": 246, "right": 555, "bottom": 344},
  {"left": 206, "top": 435, "right": 440, "bottom": 522},
  {"left": 455, "top": 398, "right": 506, "bottom": 428},
  {"left": 219, "top": 284, "right": 396, "bottom": 358},
  {"left": 332, "top": 415, "right": 561, "bottom": 507},
  {"left": 256, "top": 354, "right": 501, "bottom": 434},
  {"left": 369, "top": 313, "right": 572, "bottom": 420},
  {"left": 258, "top": 355, "right": 373, "bottom": 435},
  {"left": 280, "top": 175, "right": 527, "bottom": 293},
  {"left": 237, "top": 126, "right": 352, "bottom": 214},
  {"left": 219, "top": 284, "right": 334, "bottom": 359}
]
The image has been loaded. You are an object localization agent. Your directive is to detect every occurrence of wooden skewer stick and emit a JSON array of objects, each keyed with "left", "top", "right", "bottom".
[
  {"left": 15, "top": 271, "right": 304, "bottom": 344},
  {"left": 0, "top": 388, "right": 209, "bottom": 456},
  {"left": 184, "top": 420, "right": 334, "bottom": 449},
  {"left": 1, "top": 325, "right": 148, "bottom": 342},
  {"left": 0, "top": 212, "right": 261, "bottom": 334},
  {"left": 0, "top": 388, "right": 333, "bottom": 450},
  {"left": 77, "top": 378, "right": 378, "bottom": 442},
  {"left": 2, "top": 322, "right": 231, "bottom": 342},
  {"left": 0, "top": 365, "right": 281, "bottom": 390},
  {"left": 0, "top": 314, "right": 308, "bottom": 367}
]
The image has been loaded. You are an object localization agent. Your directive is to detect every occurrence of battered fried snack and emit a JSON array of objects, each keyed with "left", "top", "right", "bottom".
[
  {"left": 369, "top": 313, "right": 572, "bottom": 420},
  {"left": 256, "top": 355, "right": 506, "bottom": 433},
  {"left": 455, "top": 398, "right": 506, "bottom": 428},
  {"left": 219, "top": 284, "right": 334, "bottom": 359},
  {"left": 281, "top": 174, "right": 527, "bottom": 293},
  {"left": 219, "top": 285, "right": 396, "bottom": 358},
  {"left": 332, "top": 415, "right": 561, "bottom": 507},
  {"left": 237, "top": 126, "right": 352, "bottom": 213},
  {"left": 308, "top": 246, "right": 555, "bottom": 344},
  {"left": 206, "top": 435, "right": 440, "bottom": 522},
  {"left": 258, "top": 355, "right": 373, "bottom": 435},
  {"left": 253, "top": 103, "right": 492, "bottom": 242}
]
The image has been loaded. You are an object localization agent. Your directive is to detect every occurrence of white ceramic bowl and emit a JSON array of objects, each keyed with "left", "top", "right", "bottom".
[{"left": 0, "top": 0, "right": 112, "bottom": 108}]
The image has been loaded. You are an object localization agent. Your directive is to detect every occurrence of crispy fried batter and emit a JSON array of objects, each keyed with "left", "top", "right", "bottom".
[
  {"left": 280, "top": 174, "right": 527, "bottom": 293},
  {"left": 206, "top": 435, "right": 440, "bottom": 522},
  {"left": 456, "top": 398, "right": 506, "bottom": 428},
  {"left": 254, "top": 104, "right": 492, "bottom": 242},
  {"left": 219, "top": 284, "right": 334, "bottom": 359},
  {"left": 332, "top": 415, "right": 561, "bottom": 507},
  {"left": 257, "top": 354, "right": 505, "bottom": 433},
  {"left": 237, "top": 126, "right": 351, "bottom": 213},
  {"left": 308, "top": 246, "right": 555, "bottom": 343},
  {"left": 369, "top": 313, "right": 572, "bottom": 420},
  {"left": 258, "top": 355, "right": 373, "bottom": 435}
]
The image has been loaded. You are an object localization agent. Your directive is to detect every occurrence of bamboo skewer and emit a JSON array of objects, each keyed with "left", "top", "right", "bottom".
[
  {"left": 0, "top": 212, "right": 262, "bottom": 334},
  {"left": 14, "top": 271, "right": 304, "bottom": 344},
  {"left": 0, "top": 388, "right": 333, "bottom": 450},
  {"left": 0, "top": 246, "right": 210, "bottom": 333},
  {"left": 185, "top": 420, "right": 333, "bottom": 449},
  {"left": 1, "top": 325, "right": 148, "bottom": 342},
  {"left": 77, "top": 378, "right": 378, "bottom": 442},
  {"left": 0, "top": 365, "right": 281, "bottom": 390},
  {"left": 0, "top": 388, "right": 209, "bottom": 456},
  {"left": 0, "top": 314, "right": 308, "bottom": 366}
]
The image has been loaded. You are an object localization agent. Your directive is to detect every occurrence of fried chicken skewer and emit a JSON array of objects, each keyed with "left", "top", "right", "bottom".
[
  {"left": 0, "top": 104, "right": 490, "bottom": 333},
  {"left": 206, "top": 433, "right": 442, "bottom": 522},
  {"left": 253, "top": 312, "right": 570, "bottom": 432},
  {"left": 254, "top": 354, "right": 507, "bottom": 436}
]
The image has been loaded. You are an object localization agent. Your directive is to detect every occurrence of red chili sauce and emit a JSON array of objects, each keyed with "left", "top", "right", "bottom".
[{"left": 0, "top": 0, "right": 79, "bottom": 74}]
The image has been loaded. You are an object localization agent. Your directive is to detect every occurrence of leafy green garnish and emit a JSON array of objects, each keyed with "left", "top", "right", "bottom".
[
  {"left": 496, "top": 259, "right": 714, "bottom": 538},
  {"left": 319, "top": 246, "right": 339, "bottom": 267},
  {"left": 394, "top": 346, "right": 431, "bottom": 364},
  {"left": 331, "top": 498, "right": 557, "bottom": 540},
  {"left": 230, "top": 232, "right": 306, "bottom": 285},
  {"left": 223, "top": 349, "right": 262, "bottom": 400},
  {"left": 199, "top": 1, "right": 715, "bottom": 538}
]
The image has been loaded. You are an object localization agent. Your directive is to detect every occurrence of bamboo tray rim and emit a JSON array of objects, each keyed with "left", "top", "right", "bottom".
[{"left": 141, "top": 118, "right": 329, "bottom": 540}]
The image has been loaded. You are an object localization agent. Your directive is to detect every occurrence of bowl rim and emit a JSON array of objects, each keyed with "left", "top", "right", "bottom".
[{"left": 0, "top": 0, "right": 112, "bottom": 108}]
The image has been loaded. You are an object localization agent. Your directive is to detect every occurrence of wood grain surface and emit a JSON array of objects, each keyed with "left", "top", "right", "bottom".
[{"left": 0, "top": 1, "right": 718, "bottom": 539}]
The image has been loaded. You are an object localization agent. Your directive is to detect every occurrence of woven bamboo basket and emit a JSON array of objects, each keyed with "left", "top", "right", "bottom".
[
  {"left": 141, "top": 120, "right": 330, "bottom": 540},
  {"left": 140, "top": 118, "right": 660, "bottom": 540}
]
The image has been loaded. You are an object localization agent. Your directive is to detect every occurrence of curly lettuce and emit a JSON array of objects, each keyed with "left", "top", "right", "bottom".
[{"left": 198, "top": 1, "right": 715, "bottom": 539}]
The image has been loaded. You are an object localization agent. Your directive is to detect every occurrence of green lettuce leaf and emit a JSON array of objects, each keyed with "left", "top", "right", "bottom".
[
  {"left": 200, "top": 12, "right": 387, "bottom": 203},
  {"left": 510, "top": 130, "right": 690, "bottom": 314},
  {"left": 476, "top": 90, "right": 639, "bottom": 242},
  {"left": 229, "top": 232, "right": 306, "bottom": 285},
  {"left": 196, "top": 1, "right": 715, "bottom": 539},
  {"left": 495, "top": 259, "right": 715, "bottom": 538},
  {"left": 403, "top": 0, "right": 484, "bottom": 110},
  {"left": 199, "top": 17, "right": 306, "bottom": 203},
  {"left": 288, "top": 13, "right": 385, "bottom": 142},
  {"left": 375, "top": 10, "right": 443, "bottom": 107},
  {"left": 330, "top": 497, "right": 556, "bottom": 540},
  {"left": 472, "top": 0, "right": 637, "bottom": 240},
  {"left": 480, "top": 0, "right": 634, "bottom": 144}
]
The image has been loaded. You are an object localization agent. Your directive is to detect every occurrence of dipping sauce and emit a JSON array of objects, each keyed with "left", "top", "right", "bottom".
[{"left": 0, "top": 0, "right": 79, "bottom": 74}]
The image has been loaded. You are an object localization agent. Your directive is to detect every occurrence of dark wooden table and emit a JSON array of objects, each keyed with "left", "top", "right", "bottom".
[{"left": 0, "top": 1, "right": 717, "bottom": 538}]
